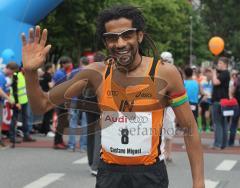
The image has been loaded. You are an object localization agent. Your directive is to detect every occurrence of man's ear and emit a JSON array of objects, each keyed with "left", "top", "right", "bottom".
[{"left": 137, "top": 31, "right": 144, "bottom": 43}]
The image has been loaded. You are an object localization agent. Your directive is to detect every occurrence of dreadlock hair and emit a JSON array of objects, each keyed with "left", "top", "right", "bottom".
[
  {"left": 96, "top": 5, "right": 145, "bottom": 39},
  {"left": 96, "top": 5, "right": 159, "bottom": 60}
]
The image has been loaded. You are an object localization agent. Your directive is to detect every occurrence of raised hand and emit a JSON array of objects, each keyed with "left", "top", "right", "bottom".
[{"left": 21, "top": 26, "right": 51, "bottom": 72}]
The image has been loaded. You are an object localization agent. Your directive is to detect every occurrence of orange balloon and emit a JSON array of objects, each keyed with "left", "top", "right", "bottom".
[{"left": 208, "top": 36, "right": 224, "bottom": 56}]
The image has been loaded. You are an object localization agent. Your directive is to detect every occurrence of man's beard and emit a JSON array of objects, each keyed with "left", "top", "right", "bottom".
[
  {"left": 108, "top": 46, "right": 137, "bottom": 69},
  {"left": 116, "top": 54, "right": 134, "bottom": 67}
]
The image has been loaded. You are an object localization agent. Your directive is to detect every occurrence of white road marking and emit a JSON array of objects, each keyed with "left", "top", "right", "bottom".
[
  {"left": 23, "top": 173, "right": 64, "bottom": 188},
  {"left": 0, "top": 145, "right": 10, "bottom": 150},
  {"left": 216, "top": 160, "right": 237, "bottom": 171},
  {"left": 205, "top": 179, "right": 220, "bottom": 188},
  {"left": 73, "top": 156, "right": 88, "bottom": 164}
]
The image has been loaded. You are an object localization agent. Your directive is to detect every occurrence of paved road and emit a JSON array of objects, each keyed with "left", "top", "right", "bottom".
[{"left": 0, "top": 133, "right": 239, "bottom": 188}]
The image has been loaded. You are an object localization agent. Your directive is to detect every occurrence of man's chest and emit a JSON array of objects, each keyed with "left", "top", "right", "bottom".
[{"left": 98, "top": 79, "right": 169, "bottom": 111}]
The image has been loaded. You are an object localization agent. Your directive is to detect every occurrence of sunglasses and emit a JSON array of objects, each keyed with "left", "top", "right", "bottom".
[{"left": 103, "top": 28, "right": 137, "bottom": 43}]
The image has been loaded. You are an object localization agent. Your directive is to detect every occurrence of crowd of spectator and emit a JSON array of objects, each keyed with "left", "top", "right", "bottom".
[{"left": 0, "top": 53, "right": 239, "bottom": 175}]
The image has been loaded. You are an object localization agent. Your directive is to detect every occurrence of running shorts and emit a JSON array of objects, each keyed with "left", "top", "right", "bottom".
[{"left": 96, "top": 159, "right": 169, "bottom": 188}]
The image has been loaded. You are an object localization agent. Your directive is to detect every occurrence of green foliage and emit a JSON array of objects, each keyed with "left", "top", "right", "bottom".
[
  {"left": 40, "top": 0, "right": 105, "bottom": 64},
  {"left": 190, "top": 9, "right": 212, "bottom": 65},
  {"left": 105, "top": 0, "right": 192, "bottom": 65},
  {"left": 201, "top": 0, "right": 240, "bottom": 63},
  {"left": 41, "top": 0, "right": 211, "bottom": 66}
]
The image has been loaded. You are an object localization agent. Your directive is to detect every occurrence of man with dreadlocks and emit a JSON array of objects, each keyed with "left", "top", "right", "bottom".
[{"left": 21, "top": 5, "right": 204, "bottom": 188}]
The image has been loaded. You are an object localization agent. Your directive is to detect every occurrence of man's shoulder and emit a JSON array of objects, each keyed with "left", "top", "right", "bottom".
[
  {"left": 184, "top": 79, "right": 198, "bottom": 86},
  {"left": 70, "top": 68, "right": 80, "bottom": 77},
  {"left": 224, "top": 70, "right": 230, "bottom": 76},
  {"left": 157, "top": 62, "right": 181, "bottom": 79},
  {"left": 83, "top": 62, "right": 106, "bottom": 76},
  {"left": 192, "top": 79, "right": 199, "bottom": 85},
  {"left": 17, "top": 71, "right": 24, "bottom": 78},
  {"left": 53, "top": 69, "right": 66, "bottom": 78},
  {"left": 55, "top": 68, "right": 65, "bottom": 74},
  {"left": 156, "top": 62, "right": 185, "bottom": 96},
  {"left": 89, "top": 61, "right": 106, "bottom": 70},
  {"left": 219, "top": 70, "right": 230, "bottom": 80},
  {"left": 44, "top": 72, "right": 52, "bottom": 77},
  {"left": 70, "top": 62, "right": 106, "bottom": 83},
  {"left": 220, "top": 69, "right": 229, "bottom": 74}
]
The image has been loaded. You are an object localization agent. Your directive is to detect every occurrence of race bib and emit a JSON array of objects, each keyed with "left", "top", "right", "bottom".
[
  {"left": 222, "top": 110, "right": 234, "bottom": 117},
  {"left": 101, "top": 111, "right": 152, "bottom": 157}
]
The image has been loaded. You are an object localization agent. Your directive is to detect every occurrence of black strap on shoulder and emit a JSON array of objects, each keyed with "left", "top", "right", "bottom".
[
  {"left": 104, "top": 63, "right": 112, "bottom": 80},
  {"left": 148, "top": 57, "right": 159, "bottom": 82}
]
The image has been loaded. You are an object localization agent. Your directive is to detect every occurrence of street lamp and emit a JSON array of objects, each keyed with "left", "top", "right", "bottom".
[{"left": 189, "top": 16, "right": 193, "bottom": 66}]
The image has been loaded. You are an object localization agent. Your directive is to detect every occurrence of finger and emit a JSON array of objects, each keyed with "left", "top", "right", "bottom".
[
  {"left": 42, "top": 44, "right": 52, "bottom": 56},
  {"left": 21, "top": 33, "right": 27, "bottom": 46},
  {"left": 34, "top": 25, "right": 41, "bottom": 43},
  {"left": 40, "top": 29, "right": 48, "bottom": 47},
  {"left": 28, "top": 28, "right": 34, "bottom": 43}
]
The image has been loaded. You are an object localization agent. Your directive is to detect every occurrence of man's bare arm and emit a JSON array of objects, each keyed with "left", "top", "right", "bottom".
[
  {"left": 24, "top": 71, "right": 52, "bottom": 114},
  {"left": 21, "top": 26, "right": 53, "bottom": 114},
  {"left": 173, "top": 103, "right": 204, "bottom": 188},
  {"left": 160, "top": 64, "right": 205, "bottom": 188},
  {"left": 22, "top": 26, "right": 88, "bottom": 114},
  {"left": 22, "top": 26, "right": 104, "bottom": 114}
]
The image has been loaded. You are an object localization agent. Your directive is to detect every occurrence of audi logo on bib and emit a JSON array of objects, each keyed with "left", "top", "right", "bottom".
[
  {"left": 104, "top": 114, "right": 148, "bottom": 124},
  {"left": 101, "top": 111, "right": 152, "bottom": 157},
  {"left": 128, "top": 115, "right": 148, "bottom": 123}
]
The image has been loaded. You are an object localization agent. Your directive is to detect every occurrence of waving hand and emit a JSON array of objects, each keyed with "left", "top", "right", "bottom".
[{"left": 21, "top": 26, "right": 51, "bottom": 72}]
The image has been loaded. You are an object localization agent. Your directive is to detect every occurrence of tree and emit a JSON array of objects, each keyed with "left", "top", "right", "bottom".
[
  {"left": 201, "top": 0, "right": 240, "bottom": 62},
  {"left": 40, "top": 0, "right": 194, "bottom": 66},
  {"left": 105, "top": 0, "right": 192, "bottom": 65},
  {"left": 190, "top": 7, "right": 212, "bottom": 65},
  {"left": 40, "top": 0, "right": 105, "bottom": 64}
]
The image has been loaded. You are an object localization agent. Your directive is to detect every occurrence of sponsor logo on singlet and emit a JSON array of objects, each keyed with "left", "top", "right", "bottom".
[
  {"left": 107, "top": 90, "right": 119, "bottom": 97},
  {"left": 135, "top": 91, "right": 152, "bottom": 98}
]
